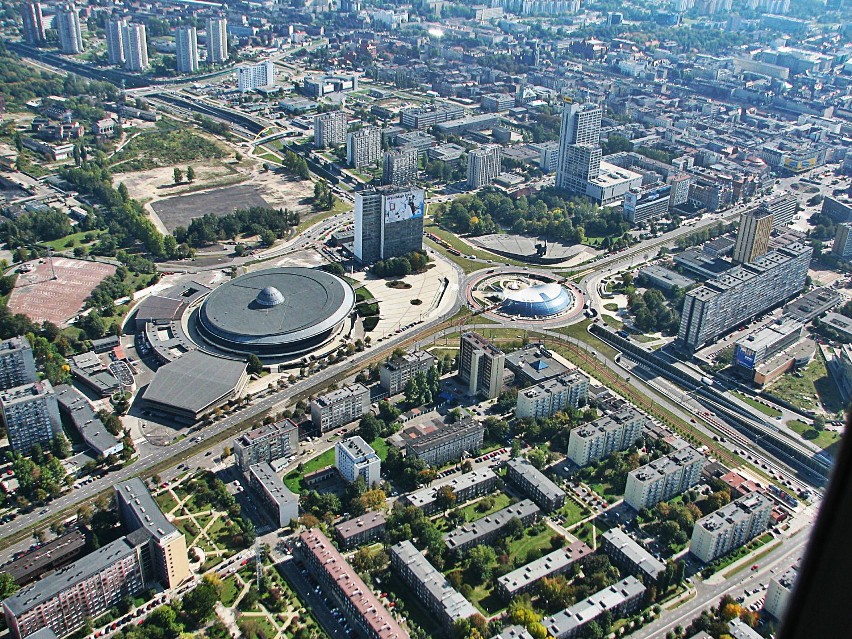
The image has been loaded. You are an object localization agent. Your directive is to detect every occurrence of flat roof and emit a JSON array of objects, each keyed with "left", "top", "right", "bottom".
[
  {"left": 404, "top": 468, "right": 497, "bottom": 509},
  {"left": 601, "top": 528, "right": 666, "bottom": 580},
  {"left": 444, "top": 500, "right": 540, "bottom": 550},
  {"left": 506, "top": 457, "right": 566, "bottom": 505},
  {"left": 142, "top": 350, "right": 246, "bottom": 415},
  {"left": 505, "top": 345, "right": 570, "bottom": 383},
  {"left": 335, "top": 511, "right": 387, "bottom": 540},
  {"left": 401, "top": 417, "right": 483, "bottom": 454},
  {"left": 639, "top": 265, "right": 696, "bottom": 289},
  {"left": 498, "top": 541, "right": 593, "bottom": 594},
  {"left": 248, "top": 462, "right": 298, "bottom": 507},
  {"left": 115, "top": 477, "right": 177, "bottom": 543},
  {"left": 54, "top": 384, "right": 122, "bottom": 456},
  {"left": 2, "top": 530, "right": 86, "bottom": 584},
  {"left": 237, "top": 418, "right": 299, "bottom": 445},
  {"left": 542, "top": 577, "right": 646, "bottom": 638}
]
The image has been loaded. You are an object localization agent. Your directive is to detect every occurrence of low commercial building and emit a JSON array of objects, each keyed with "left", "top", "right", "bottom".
[
  {"left": 2, "top": 530, "right": 87, "bottom": 587},
  {"left": 784, "top": 287, "right": 842, "bottom": 322},
  {"left": 541, "top": 577, "right": 647, "bottom": 639},
  {"left": 402, "top": 468, "right": 497, "bottom": 515},
  {"left": 600, "top": 528, "right": 666, "bottom": 584},
  {"left": 690, "top": 493, "right": 772, "bottom": 563},
  {"left": 728, "top": 619, "right": 763, "bottom": 639},
  {"left": 764, "top": 566, "right": 797, "bottom": 620},
  {"left": 379, "top": 351, "right": 436, "bottom": 395},
  {"left": 734, "top": 318, "right": 804, "bottom": 371},
  {"left": 624, "top": 446, "right": 706, "bottom": 510},
  {"left": 297, "top": 529, "right": 409, "bottom": 639},
  {"left": 444, "top": 499, "right": 540, "bottom": 554},
  {"left": 515, "top": 372, "right": 590, "bottom": 420},
  {"left": 821, "top": 312, "right": 852, "bottom": 341},
  {"left": 335, "top": 511, "right": 387, "bottom": 549},
  {"left": 246, "top": 463, "right": 299, "bottom": 528},
  {"left": 234, "top": 418, "right": 299, "bottom": 472},
  {"left": 496, "top": 541, "right": 593, "bottom": 599},
  {"left": 335, "top": 436, "right": 381, "bottom": 486},
  {"left": 505, "top": 345, "right": 570, "bottom": 386},
  {"left": 400, "top": 103, "right": 465, "bottom": 130},
  {"left": 505, "top": 457, "right": 566, "bottom": 511},
  {"left": 401, "top": 416, "right": 485, "bottom": 467},
  {"left": 638, "top": 266, "right": 695, "bottom": 293},
  {"left": 566, "top": 408, "right": 646, "bottom": 467},
  {"left": 390, "top": 541, "right": 477, "bottom": 634},
  {"left": 310, "top": 384, "right": 370, "bottom": 432},
  {"left": 54, "top": 385, "right": 123, "bottom": 458}
]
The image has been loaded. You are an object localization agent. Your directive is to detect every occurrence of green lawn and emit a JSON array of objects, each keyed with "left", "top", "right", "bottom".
[
  {"left": 768, "top": 351, "right": 845, "bottom": 416},
  {"left": 424, "top": 237, "right": 484, "bottom": 274},
  {"left": 154, "top": 491, "right": 179, "bottom": 515},
  {"left": 370, "top": 437, "right": 390, "bottom": 461},
  {"left": 559, "top": 495, "right": 589, "bottom": 527},
  {"left": 457, "top": 492, "right": 513, "bottom": 522},
  {"left": 574, "top": 520, "right": 610, "bottom": 549},
  {"left": 110, "top": 128, "right": 227, "bottom": 172},
  {"left": 552, "top": 320, "right": 620, "bottom": 360},
  {"left": 601, "top": 314, "right": 623, "bottom": 329},
  {"left": 506, "top": 526, "right": 557, "bottom": 564},
  {"left": 787, "top": 419, "right": 842, "bottom": 453},
  {"left": 284, "top": 448, "right": 335, "bottom": 492},
  {"left": 294, "top": 198, "right": 351, "bottom": 233},
  {"left": 221, "top": 575, "right": 241, "bottom": 606},
  {"left": 355, "top": 286, "right": 375, "bottom": 302},
  {"left": 467, "top": 581, "right": 505, "bottom": 615},
  {"left": 41, "top": 230, "right": 104, "bottom": 252},
  {"left": 731, "top": 391, "right": 782, "bottom": 418},
  {"left": 603, "top": 303, "right": 619, "bottom": 312}
]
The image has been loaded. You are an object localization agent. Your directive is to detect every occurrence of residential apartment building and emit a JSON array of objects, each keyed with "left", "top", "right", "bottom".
[
  {"left": 515, "top": 371, "right": 589, "bottom": 419},
  {"left": 106, "top": 18, "right": 126, "bottom": 65},
  {"left": 402, "top": 468, "right": 497, "bottom": 515},
  {"left": 238, "top": 61, "right": 275, "bottom": 92},
  {"left": 335, "top": 511, "right": 386, "bottom": 549},
  {"left": 175, "top": 26, "right": 198, "bottom": 73},
  {"left": 624, "top": 446, "right": 706, "bottom": 510},
  {"left": 458, "top": 332, "right": 505, "bottom": 399},
  {"left": 246, "top": 462, "right": 299, "bottom": 528},
  {"left": 690, "top": 493, "right": 772, "bottom": 563},
  {"left": 335, "top": 436, "right": 381, "bottom": 486},
  {"left": 297, "top": 529, "right": 409, "bottom": 639},
  {"left": 481, "top": 93, "right": 515, "bottom": 112},
  {"left": 555, "top": 102, "right": 603, "bottom": 196},
  {"left": 314, "top": 111, "right": 347, "bottom": 149},
  {"left": 541, "top": 577, "right": 646, "bottom": 639},
  {"left": 761, "top": 192, "right": 797, "bottom": 229},
  {"left": 379, "top": 350, "right": 435, "bottom": 395},
  {"left": 382, "top": 147, "right": 419, "bottom": 186},
  {"left": 21, "top": 2, "right": 46, "bottom": 46},
  {"left": 833, "top": 222, "right": 852, "bottom": 259},
  {"left": 0, "top": 336, "right": 37, "bottom": 390},
  {"left": 234, "top": 418, "right": 299, "bottom": 471},
  {"left": 401, "top": 417, "right": 485, "bottom": 467},
  {"left": 566, "top": 408, "right": 646, "bottom": 467},
  {"left": 114, "top": 478, "right": 190, "bottom": 589},
  {"left": 390, "top": 541, "right": 477, "bottom": 634},
  {"left": 123, "top": 24, "right": 148, "bottom": 72},
  {"left": 56, "top": 4, "right": 83, "bottom": 54},
  {"left": 764, "top": 566, "right": 797, "bottom": 619},
  {"left": 678, "top": 243, "right": 812, "bottom": 352},
  {"left": 496, "top": 541, "right": 593, "bottom": 600},
  {"left": 206, "top": 17, "right": 228, "bottom": 63},
  {"left": 353, "top": 187, "right": 424, "bottom": 263},
  {"left": 732, "top": 208, "right": 773, "bottom": 264},
  {"left": 1, "top": 381, "right": 61, "bottom": 454},
  {"left": 347, "top": 127, "right": 382, "bottom": 168},
  {"left": 467, "top": 145, "right": 502, "bottom": 189},
  {"left": 310, "top": 384, "right": 370, "bottom": 432},
  {"left": 600, "top": 528, "right": 666, "bottom": 584},
  {"left": 444, "top": 499, "right": 540, "bottom": 554},
  {"left": 505, "top": 457, "right": 566, "bottom": 511}
]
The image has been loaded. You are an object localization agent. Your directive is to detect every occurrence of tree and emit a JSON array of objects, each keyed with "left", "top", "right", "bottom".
[
  {"left": 247, "top": 354, "right": 263, "bottom": 375},
  {"left": 186, "top": 166, "right": 195, "bottom": 183},
  {"left": 467, "top": 545, "right": 496, "bottom": 583},
  {"left": 813, "top": 415, "right": 826, "bottom": 431},
  {"left": 435, "top": 485, "right": 457, "bottom": 511},
  {"left": 183, "top": 581, "right": 219, "bottom": 626},
  {"left": 173, "top": 167, "right": 183, "bottom": 184},
  {"left": 0, "top": 572, "right": 18, "bottom": 599},
  {"left": 235, "top": 152, "right": 243, "bottom": 162}
]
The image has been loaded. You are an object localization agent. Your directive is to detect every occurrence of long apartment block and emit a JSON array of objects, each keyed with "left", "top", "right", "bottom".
[
  {"left": 541, "top": 577, "right": 646, "bottom": 639},
  {"left": 496, "top": 540, "right": 593, "bottom": 600},
  {"left": 401, "top": 468, "right": 497, "bottom": 515},
  {"left": 444, "top": 499, "right": 540, "bottom": 554},
  {"left": 505, "top": 457, "right": 566, "bottom": 511}
]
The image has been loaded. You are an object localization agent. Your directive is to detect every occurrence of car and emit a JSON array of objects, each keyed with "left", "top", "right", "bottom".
[{"left": 751, "top": 564, "right": 759, "bottom": 571}]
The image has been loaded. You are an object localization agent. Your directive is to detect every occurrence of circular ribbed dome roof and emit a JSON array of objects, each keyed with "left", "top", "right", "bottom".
[
  {"left": 256, "top": 286, "right": 285, "bottom": 307},
  {"left": 500, "top": 282, "right": 574, "bottom": 317}
]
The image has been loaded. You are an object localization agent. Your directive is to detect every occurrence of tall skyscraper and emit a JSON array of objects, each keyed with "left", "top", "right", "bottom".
[
  {"left": 106, "top": 18, "right": 126, "bottom": 65},
  {"left": 354, "top": 187, "right": 425, "bottom": 263},
  {"left": 382, "top": 147, "right": 419, "bottom": 186},
  {"left": 732, "top": 208, "right": 773, "bottom": 264},
  {"left": 313, "top": 111, "right": 347, "bottom": 148},
  {"left": 206, "top": 17, "right": 228, "bottom": 63},
  {"left": 0, "top": 337, "right": 37, "bottom": 391},
  {"left": 21, "top": 2, "right": 46, "bottom": 46},
  {"left": 833, "top": 222, "right": 852, "bottom": 259},
  {"left": 56, "top": 4, "right": 83, "bottom": 54},
  {"left": 0, "top": 381, "right": 62, "bottom": 454},
  {"left": 346, "top": 126, "right": 382, "bottom": 168},
  {"left": 175, "top": 26, "right": 198, "bottom": 73},
  {"left": 467, "top": 145, "right": 502, "bottom": 188},
  {"left": 555, "top": 101, "right": 602, "bottom": 195},
  {"left": 458, "top": 332, "right": 505, "bottom": 399},
  {"left": 123, "top": 23, "right": 148, "bottom": 72},
  {"left": 237, "top": 60, "right": 274, "bottom": 92}
]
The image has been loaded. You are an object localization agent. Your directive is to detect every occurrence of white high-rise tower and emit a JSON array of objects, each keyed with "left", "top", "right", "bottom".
[
  {"left": 123, "top": 23, "right": 149, "bottom": 72},
  {"left": 206, "top": 17, "right": 228, "bottom": 63},
  {"left": 555, "top": 101, "right": 603, "bottom": 196},
  {"left": 175, "top": 26, "right": 198, "bottom": 73}
]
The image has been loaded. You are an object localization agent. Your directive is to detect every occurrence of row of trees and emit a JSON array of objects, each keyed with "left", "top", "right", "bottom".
[
  {"left": 371, "top": 250, "right": 430, "bottom": 278},
  {"left": 173, "top": 207, "right": 300, "bottom": 248},
  {"left": 0, "top": 208, "right": 73, "bottom": 247}
]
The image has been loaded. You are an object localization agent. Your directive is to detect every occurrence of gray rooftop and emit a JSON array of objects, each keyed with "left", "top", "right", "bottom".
[
  {"left": 0, "top": 380, "right": 53, "bottom": 405},
  {"left": 639, "top": 265, "right": 696, "bottom": 290},
  {"left": 404, "top": 468, "right": 497, "bottom": 509},
  {"left": 601, "top": 528, "right": 666, "bottom": 580},
  {"left": 338, "top": 435, "right": 377, "bottom": 460},
  {"left": 542, "top": 577, "right": 646, "bottom": 639},
  {"left": 489, "top": 626, "right": 534, "bottom": 639},
  {"left": 728, "top": 618, "right": 763, "bottom": 639},
  {"left": 735, "top": 318, "right": 803, "bottom": 352},
  {"left": 628, "top": 446, "right": 706, "bottom": 484},
  {"left": 237, "top": 418, "right": 299, "bottom": 445},
  {"left": 248, "top": 463, "right": 298, "bottom": 507},
  {"left": 335, "top": 511, "right": 386, "bottom": 540},
  {"left": 696, "top": 492, "right": 772, "bottom": 533},
  {"left": 506, "top": 457, "right": 566, "bottom": 505},
  {"left": 822, "top": 312, "right": 852, "bottom": 336},
  {"left": 142, "top": 350, "right": 246, "bottom": 415},
  {"left": 115, "top": 477, "right": 178, "bottom": 542},
  {"left": 444, "top": 499, "right": 540, "bottom": 550},
  {"left": 505, "top": 344, "right": 570, "bottom": 383},
  {"left": 497, "top": 541, "right": 594, "bottom": 595},
  {"left": 54, "top": 384, "right": 123, "bottom": 457},
  {"left": 315, "top": 383, "right": 369, "bottom": 407}
]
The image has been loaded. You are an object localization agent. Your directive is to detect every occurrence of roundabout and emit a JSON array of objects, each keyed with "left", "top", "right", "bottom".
[{"left": 466, "top": 269, "right": 585, "bottom": 325}]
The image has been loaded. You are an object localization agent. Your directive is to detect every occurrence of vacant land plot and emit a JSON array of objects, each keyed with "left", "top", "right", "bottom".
[
  {"left": 152, "top": 184, "right": 271, "bottom": 231},
  {"left": 768, "top": 351, "right": 844, "bottom": 416},
  {"left": 7, "top": 257, "right": 116, "bottom": 326},
  {"left": 110, "top": 129, "right": 227, "bottom": 173}
]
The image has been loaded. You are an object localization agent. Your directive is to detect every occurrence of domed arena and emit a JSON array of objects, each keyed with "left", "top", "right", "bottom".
[
  {"left": 500, "top": 282, "right": 574, "bottom": 318},
  {"left": 195, "top": 267, "right": 355, "bottom": 357}
]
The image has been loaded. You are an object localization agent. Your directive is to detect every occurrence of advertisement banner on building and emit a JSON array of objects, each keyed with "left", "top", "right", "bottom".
[
  {"left": 735, "top": 345, "right": 757, "bottom": 370},
  {"left": 384, "top": 189, "right": 425, "bottom": 224}
]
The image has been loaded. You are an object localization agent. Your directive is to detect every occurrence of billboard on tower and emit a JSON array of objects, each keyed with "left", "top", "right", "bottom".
[{"left": 384, "top": 189, "right": 425, "bottom": 224}]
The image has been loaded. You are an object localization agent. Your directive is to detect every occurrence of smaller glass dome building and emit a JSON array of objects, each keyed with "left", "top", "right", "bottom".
[{"left": 500, "top": 282, "right": 573, "bottom": 317}]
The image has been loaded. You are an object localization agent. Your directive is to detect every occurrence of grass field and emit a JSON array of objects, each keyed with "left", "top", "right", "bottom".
[
  {"left": 154, "top": 491, "right": 179, "bottom": 515},
  {"left": 42, "top": 230, "right": 104, "bottom": 252},
  {"left": 768, "top": 351, "right": 844, "bottom": 416},
  {"left": 787, "top": 418, "right": 842, "bottom": 453},
  {"left": 221, "top": 575, "right": 241, "bottom": 607},
  {"left": 110, "top": 129, "right": 227, "bottom": 172},
  {"left": 370, "top": 437, "right": 389, "bottom": 461},
  {"left": 732, "top": 391, "right": 782, "bottom": 418},
  {"left": 559, "top": 495, "right": 589, "bottom": 527},
  {"left": 284, "top": 448, "right": 335, "bottom": 492},
  {"left": 457, "top": 492, "right": 513, "bottom": 522},
  {"left": 506, "top": 526, "right": 556, "bottom": 564}
]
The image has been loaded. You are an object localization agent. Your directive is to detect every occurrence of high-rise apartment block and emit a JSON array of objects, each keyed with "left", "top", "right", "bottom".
[
  {"left": 515, "top": 371, "right": 589, "bottom": 419},
  {"left": 0, "top": 336, "right": 37, "bottom": 390},
  {"left": 690, "top": 492, "right": 772, "bottom": 563},
  {"left": 206, "top": 17, "right": 228, "bottom": 63},
  {"left": 466, "top": 145, "right": 502, "bottom": 188},
  {"left": 106, "top": 18, "right": 126, "bottom": 65},
  {"left": 732, "top": 208, "right": 773, "bottom": 264},
  {"left": 346, "top": 127, "right": 382, "bottom": 168},
  {"left": 555, "top": 102, "right": 602, "bottom": 195},
  {"left": 624, "top": 446, "right": 706, "bottom": 510},
  {"left": 458, "top": 332, "right": 505, "bottom": 399},
  {"left": 833, "top": 222, "right": 852, "bottom": 259},
  {"left": 234, "top": 418, "right": 299, "bottom": 471},
  {"left": 56, "top": 4, "right": 83, "bottom": 54},
  {"left": 379, "top": 350, "right": 435, "bottom": 395},
  {"left": 115, "top": 478, "right": 190, "bottom": 588},
  {"left": 761, "top": 192, "right": 797, "bottom": 229},
  {"left": 678, "top": 243, "right": 812, "bottom": 351},
  {"left": 566, "top": 408, "right": 645, "bottom": 467},
  {"left": 238, "top": 60, "right": 274, "bottom": 92},
  {"left": 382, "top": 147, "right": 419, "bottom": 186},
  {"left": 313, "top": 111, "right": 347, "bottom": 148},
  {"left": 764, "top": 566, "right": 797, "bottom": 619},
  {"left": 310, "top": 383, "right": 370, "bottom": 432},
  {"left": 123, "top": 23, "right": 148, "bottom": 72},
  {"left": 335, "top": 436, "right": 381, "bottom": 486},
  {"left": 21, "top": 2, "right": 46, "bottom": 46},
  {"left": 175, "top": 26, "right": 198, "bottom": 73},
  {"left": 1, "top": 381, "right": 61, "bottom": 454},
  {"left": 353, "top": 187, "right": 424, "bottom": 263}
]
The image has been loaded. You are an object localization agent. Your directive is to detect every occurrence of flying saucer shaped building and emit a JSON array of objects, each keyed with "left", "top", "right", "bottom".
[
  {"left": 196, "top": 267, "right": 355, "bottom": 356},
  {"left": 500, "top": 282, "right": 573, "bottom": 318}
]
